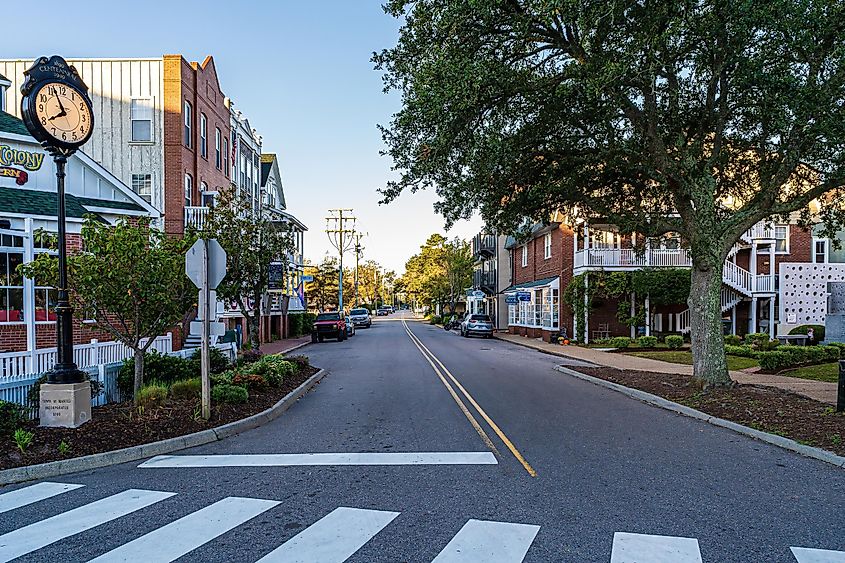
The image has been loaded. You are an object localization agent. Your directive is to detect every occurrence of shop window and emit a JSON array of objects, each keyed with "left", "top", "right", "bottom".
[
  {"left": 774, "top": 225, "right": 789, "bottom": 253},
  {"left": 131, "top": 174, "right": 152, "bottom": 203},
  {"left": 130, "top": 98, "right": 153, "bottom": 142},
  {"left": 0, "top": 245, "right": 24, "bottom": 323}
]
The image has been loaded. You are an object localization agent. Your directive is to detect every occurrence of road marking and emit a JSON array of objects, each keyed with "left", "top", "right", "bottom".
[
  {"left": 255, "top": 507, "right": 399, "bottom": 563},
  {"left": 403, "top": 321, "right": 502, "bottom": 457},
  {"left": 0, "top": 489, "right": 175, "bottom": 562},
  {"left": 791, "top": 547, "right": 845, "bottom": 562},
  {"left": 88, "top": 496, "right": 279, "bottom": 562},
  {"left": 610, "top": 532, "right": 703, "bottom": 563},
  {"left": 0, "top": 482, "right": 83, "bottom": 514},
  {"left": 138, "top": 452, "right": 498, "bottom": 468},
  {"left": 403, "top": 319, "right": 538, "bottom": 477},
  {"left": 431, "top": 519, "right": 540, "bottom": 562}
]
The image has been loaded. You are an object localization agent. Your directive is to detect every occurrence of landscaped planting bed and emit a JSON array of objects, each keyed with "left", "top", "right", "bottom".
[
  {"left": 574, "top": 366, "right": 845, "bottom": 456},
  {"left": 0, "top": 353, "right": 319, "bottom": 470},
  {"left": 627, "top": 350, "right": 760, "bottom": 371}
]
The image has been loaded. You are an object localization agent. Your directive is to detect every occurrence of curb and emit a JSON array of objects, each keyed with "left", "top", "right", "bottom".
[
  {"left": 0, "top": 368, "right": 328, "bottom": 485},
  {"left": 277, "top": 341, "right": 310, "bottom": 355},
  {"left": 493, "top": 334, "right": 588, "bottom": 362},
  {"left": 553, "top": 365, "right": 845, "bottom": 469}
]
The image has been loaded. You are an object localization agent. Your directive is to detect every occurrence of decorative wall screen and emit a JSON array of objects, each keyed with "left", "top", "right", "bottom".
[
  {"left": 829, "top": 282, "right": 845, "bottom": 315},
  {"left": 779, "top": 263, "right": 845, "bottom": 324}
]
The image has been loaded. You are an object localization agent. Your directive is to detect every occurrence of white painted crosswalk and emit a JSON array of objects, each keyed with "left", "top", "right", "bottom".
[
  {"left": 138, "top": 451, "right": 498, "bottom": 467},
  {"left": 0, "top": 481, "right": 843, "bottom": 562}
]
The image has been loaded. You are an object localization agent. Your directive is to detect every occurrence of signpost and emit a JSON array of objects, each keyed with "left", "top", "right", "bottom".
[
  {"left": 301, "top": 275, "right": 314, "bottom": 283},
  {"left": 186, "top": 238, "right": 227, "bottom": 420}
]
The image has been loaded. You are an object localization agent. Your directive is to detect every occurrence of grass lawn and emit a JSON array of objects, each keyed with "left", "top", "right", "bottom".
[
  {"left": 782, "top": 362, "right": 841, "bottom": 383},
  {"left": 627, "top": 350, "right": 760, "bottom": 371}
]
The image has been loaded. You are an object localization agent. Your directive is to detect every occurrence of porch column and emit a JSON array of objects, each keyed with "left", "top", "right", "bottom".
[
  {"left": 731, "top": 305, "right": 737, "bottom": 335},
  {"left": 583, "top": 272, "right": 589, "bottom": 343},
  {"left": 768, "top": 298, "right": 775, "bottom": 340},
  {"left": 644, "top": 293, "right": 651, "bottom": 336},
  {"left": 645, "top": 237, "right": 651, "bottom": 266},
  {"left": 769, "top": 243, "right": 775, "bottom": 288},
  {"left": 750, "top": 242, "right": 758, "bottom": 277},
  {"left": 750, "top": 297, "right": 758, "bottom": 334},
  {"left": 630, "top": 292, "right": 636, "bottom": 339},
  {"left": 23, "top": 218, "right": 36, "bottom": 370}
]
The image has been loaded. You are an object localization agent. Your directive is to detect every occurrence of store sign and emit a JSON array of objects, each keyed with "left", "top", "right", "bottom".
[
  {"left": 471, "top": 290, "right": 485, "bottom": 299},
  {"left": 517, "top": 291, "right": 532, "bottom": 302},
  {"left": 505, "top": 295, "right": 519, "bottom": 305},
  {"left": 0, "top": 145, "right": 44, "bottom": 186},
  {"left": 268, "top": 261, "right": 285, "bottom": 291}
]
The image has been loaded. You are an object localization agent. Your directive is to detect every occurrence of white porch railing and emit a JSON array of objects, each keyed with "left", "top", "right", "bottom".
[
  {"left": 573, "top": 248, "right": 692, "bottom": 269},
  {"left": 722, "top": 261, "right": 753, "bottom": 295},
  {"left": 184, "top": 206, "right": 210, "bottom": 230},
  {"left": 742, "top": 222, "right": 775, "bottom": 242},
  {"left": 753, "top": 274, "right": 776, "bottom": 294},
  {"left": 0, "top": 334, "right": 172, "bottom": 379}
]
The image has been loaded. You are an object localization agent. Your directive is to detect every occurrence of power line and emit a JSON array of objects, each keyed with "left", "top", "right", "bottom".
[{"left": 325, "top": 209, "right": 356, "bottom": 312}]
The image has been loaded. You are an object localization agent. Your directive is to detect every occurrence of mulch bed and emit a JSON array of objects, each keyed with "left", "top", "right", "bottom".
[
  {"left": 575, "top": 366, "right": 845, "bottom": 457},
  {"left": 1, "top": 365, "right": 320, "bottom": 471}
]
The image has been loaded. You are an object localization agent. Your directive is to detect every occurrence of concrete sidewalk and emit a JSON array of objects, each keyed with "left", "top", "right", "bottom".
[
  {"left": 495, "top": 332, "right": 838, "bottom": 405},
  {"left": 259, "top": 335, "right": 312, "bottom": 355}
]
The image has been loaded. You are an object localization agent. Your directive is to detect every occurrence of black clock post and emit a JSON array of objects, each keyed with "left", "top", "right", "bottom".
[{"left": 21, "top": 56, "right": 95, "bottom": 427}]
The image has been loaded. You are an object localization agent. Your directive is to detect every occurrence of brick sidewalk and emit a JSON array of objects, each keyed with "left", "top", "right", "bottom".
[
  {"left": 494, "top": 332, "right": 838, "bottom": 405},
  {"left": 259, "top": 335, "right": 312, "bottom": 356}
]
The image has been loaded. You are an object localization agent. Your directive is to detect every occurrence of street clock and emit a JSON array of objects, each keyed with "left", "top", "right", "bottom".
[{"left": 20, "top": 55, "right": 94, "bottom": 155}]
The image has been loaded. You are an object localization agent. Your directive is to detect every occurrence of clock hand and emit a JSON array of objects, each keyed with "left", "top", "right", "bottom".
[
  {"left": 53, "top": 90, "right": 68, "bottom": 114},
  {"left": 48, "top": 109, "right": 68, "bottom": 121}
]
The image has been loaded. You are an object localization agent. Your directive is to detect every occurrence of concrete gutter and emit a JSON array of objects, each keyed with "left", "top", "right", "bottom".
[
  {"left": 554, "top": 365, "right": 845, "bottom": 469},
  {"left": 0, "top": 368, "right": 328, "bottom": 485}
]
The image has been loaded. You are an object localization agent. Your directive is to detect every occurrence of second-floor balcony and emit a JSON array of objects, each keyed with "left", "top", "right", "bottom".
[
  {"left": 473, "top": 269, "right": 497, "bottom": 292},
  {"left": 185, "top": 206, "right": 210, "bottom": 231},
  {"left": 473, "top": 233, "right": 497, "bottom": 258},
  {"left": 574, "top": 248, "right": 692, "bottom": 271}
]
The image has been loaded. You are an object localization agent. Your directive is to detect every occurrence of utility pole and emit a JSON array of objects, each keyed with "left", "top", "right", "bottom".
[
  {"left": 326, "top": 209, "right": 356, "bottom": 312},
  {"left": 353, "top": 232, "right": 366, "bottom": 307}
]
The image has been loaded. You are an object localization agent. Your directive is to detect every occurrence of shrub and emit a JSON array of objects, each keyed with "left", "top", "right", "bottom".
[
  {"left": 288, "top": 313, "right": 304, "bottom": 337},
  {"left": 212, "top": 384, "right": 248, "bottom": 404},
  {"left": 745, "top": 333, "right": 778, "bottom": 350},
  {"left": 665, "top": 335, "right": 684, "bottom": 349},
  {"left": 0, "top": 400, "right": 28, "bottom": 438},
  {"left": 285, "top": 355, "right": 310, "bottom": 372},
  {"left": 428, "top": 315, "right": 442, "bottom": 325},
  {"left": 136, "top": 383, "right": 168, "bottom": 409},
  {"left": 609, "top": 336, "right": 632, "bottom": 349},
  {"left": 170, "top": 378, "right": 202, "bottom": 400},
  {"left": 301, "top": 312, "right": 317, "bottom": 334},
  {"left": 758, "top": 350, "right": 791, "bottom": 372},
  {"left": 210, "top": 371, "right": 235, "bottom": 387},
  {"left": 724, "top": 334, "right": 742, "bottom": 346},
  {"left": 789, "top": 324, "right": 825, "bottom": 343},
  {"left": 189, "top": 347, "right": 231, "bottom": 375},
  {"left": 636, "top": 336, "right": 658, "bottom": 348},
  {"left": 725, "top": 345, "right": 756, "bottom": 358},
  {"left": 245, "top": 355, "right": 295, "bottom": 387},
  {"left": 239, "top": 349, "right": 263, "bottom": 365},
  {"left": 232, "top": 373, "right": 269, "bottom": 392},
  {"left": 823, "top": 343, "right": 844, "bottom": 359},
  {"left": 119, "top": 350, "right": 194, "bottom": 396},
  {"left": 14, "top": 428, "right": 34, "bottom": 453}
]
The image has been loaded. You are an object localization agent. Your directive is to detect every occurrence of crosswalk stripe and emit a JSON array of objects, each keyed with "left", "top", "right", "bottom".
[
  {"left": 431, "top": 519, "right": 540, "bottom": 563},
  {"left": 88, "top": 496, "right": 280, "bottom": 562},
  {"left": 138, "top": 452, "right": 498, "bottom": 468},
  {"left": 0, "top": 482, "right": 83, "bottom": 514},
  {"left": 791, "top": 547, "right": 845, "bottom": 562},
  {"left": 610, "top": 532, "right": 703, "bottom": 563},
  {"left": 255, "top": 507, "right": 399, "bottom": 563},
  {"left": 0, "top": 489, "right": 175, "bottom": 563}
]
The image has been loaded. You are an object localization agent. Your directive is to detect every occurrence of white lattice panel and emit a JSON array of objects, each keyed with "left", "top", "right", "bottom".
[{"left": 779, "top": 263, "right": 845, "bottom": 324}]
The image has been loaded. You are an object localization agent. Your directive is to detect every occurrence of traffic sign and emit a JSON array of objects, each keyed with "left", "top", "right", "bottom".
[
  {"left": 301, "top": 275, "right": 314, "bottom": 282},
  {"left": 191, "top": 320, "right": 226, "bottom": 336},
  {"left": 186, "top": 239, "right": 227, "bottom": 290}
]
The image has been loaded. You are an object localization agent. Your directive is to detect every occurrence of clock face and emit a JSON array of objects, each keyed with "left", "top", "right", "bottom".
[{"left": 32, "top": 82, "right": 92, "bottom": 146}]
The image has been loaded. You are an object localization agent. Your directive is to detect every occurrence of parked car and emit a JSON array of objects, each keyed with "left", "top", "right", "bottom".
[
  {"left": 460, "top": 313, "right": 494, "bottom": 339},
  {"left": 349, "top": 308, "right": 372, "bottom": 328},
  {"left": 312, "top": 312, "right": 347, "bottom": 342},
  {"left": 376, "top": 307, "right": 390, "bottom": 316},
  {"left": 344, "top": 315, "right": 356, "bottom": 337}
]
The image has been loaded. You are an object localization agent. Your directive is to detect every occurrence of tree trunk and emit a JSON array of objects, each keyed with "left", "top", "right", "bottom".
[
  {"left": 132, "top": 348, "right": 145, "bottom": 404},
  {"left": 248, "top": 313, "right": 261, "bottom": 353},
  {"left": 688, "top": 266, "right": 732, "bottom": 387}
]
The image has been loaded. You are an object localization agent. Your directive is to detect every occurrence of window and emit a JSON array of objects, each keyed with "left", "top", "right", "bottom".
[
  {"left": 521, "top": 245, "right": 528, "bottom": 267},
  {"left": 131, "top": 174, "right": 152, "bottom": 203},
  {"left": 813, "top": 239, "right": 829, "bottom": 263},
  {"left": 184, "top": 174, "right": 193, "bottom": 206},
  {"left": 215, "top": 128, "right": 221, "bottom": 169},
  {"left": 223, "top": 138, "right": 229, "bottom": 176},
  {"left": 544, "top": 233, "right": 552, "bottom": 259},
  {"left": 774, "top": 225, "right": 789, "bottom": 253},
  {"left": 0, "top": 237, "right": 25, "bottom": 323},
  {"left": 130, "top": 98, "right": 153, "bottom": 142},
  {"left": 183, "top": 101, "right": 192, "bottom": 147},
  {"left": 0, "top": 87, "right": 5, "bottom": 113},
  {"left": 200, "top": 114, "right": 208, "bottom": 158}
]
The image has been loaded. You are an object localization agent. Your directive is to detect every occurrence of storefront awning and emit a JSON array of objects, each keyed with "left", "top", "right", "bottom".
[{"left": 500, "top": 276, "right": 559, "bottom": 294}]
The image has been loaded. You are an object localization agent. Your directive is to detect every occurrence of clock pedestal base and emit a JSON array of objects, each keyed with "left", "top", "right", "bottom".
[{"left": 39, "top": 382, "right": 91, "bottom": 428}]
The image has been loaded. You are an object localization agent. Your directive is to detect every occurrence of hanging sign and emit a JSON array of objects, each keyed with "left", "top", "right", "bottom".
[
  {"left": 471, "top": 290, "right": 485, "bottom": 299},
  {"left": 268, "top": 261, "right": 285, "bottom": 291},
  {"left": 505, "top": 295, "right": 519, "bottom": 305},
  {"left": 517, "top": 291, "right": 532, "bottom": 302}
]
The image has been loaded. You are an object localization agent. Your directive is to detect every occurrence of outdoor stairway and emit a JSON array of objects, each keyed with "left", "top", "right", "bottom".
[{"left": 675, "top": 287, "right": 743, "bottom": 335}]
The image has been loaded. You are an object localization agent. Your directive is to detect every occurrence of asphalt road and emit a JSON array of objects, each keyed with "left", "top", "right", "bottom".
[{"left": 2, "top": 313, "right": 845, "bottom": 562}]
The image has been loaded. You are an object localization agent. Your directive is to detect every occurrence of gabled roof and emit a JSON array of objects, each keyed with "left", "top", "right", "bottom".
[
  {"left": 0, "top": 110, "right": 30, "bottom": 136},
  {"left": 0, "top": 186, "right": 116, "bottom": 220},
  {"left": 260, "top": 153, "right": 286, "bottom": 210}
]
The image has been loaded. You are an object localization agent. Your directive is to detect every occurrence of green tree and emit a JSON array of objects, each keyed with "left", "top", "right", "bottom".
[
  {"left": 19, "top": 217, "right": 196, "bottom": 400},
  {"left": 375, "top": 1, "right": 845, "bottom": 386},
  {"left": 400, "top": 234, "right": 472, "bottom": 314},
  {"left": 205, "top": 191, "right": 295, "bottom": 352},
  {"left": 303, "top": 256, "right": 353, "bottom": 311}
]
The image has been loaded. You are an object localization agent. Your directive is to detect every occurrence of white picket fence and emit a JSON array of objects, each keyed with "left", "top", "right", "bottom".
[{"left": 0, "top": 334, "right": 173, "bottom": 379}]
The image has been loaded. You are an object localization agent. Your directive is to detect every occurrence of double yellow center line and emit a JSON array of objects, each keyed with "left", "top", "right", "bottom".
[{"left": 402, "top": 317, "right": 537, "bottom": 477}]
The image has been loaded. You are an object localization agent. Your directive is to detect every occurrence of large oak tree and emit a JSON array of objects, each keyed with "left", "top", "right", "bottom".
[{"left": 375, "top": 0, "right": 845, "bottom": 385}]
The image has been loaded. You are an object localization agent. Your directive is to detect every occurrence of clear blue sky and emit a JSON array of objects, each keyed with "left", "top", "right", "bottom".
[{"left": 3, "top": 0, "right": 480, "bottom": 273}]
